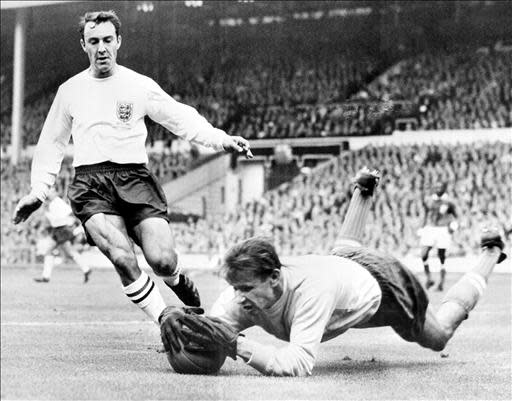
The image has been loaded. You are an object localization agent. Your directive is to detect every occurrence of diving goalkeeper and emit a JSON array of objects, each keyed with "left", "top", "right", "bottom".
[{"left": 161, "top": 168, "right": 507, "bottom": 376}]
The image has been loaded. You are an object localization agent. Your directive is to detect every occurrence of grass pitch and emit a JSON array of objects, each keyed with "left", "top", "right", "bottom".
[{"left": 1, "top": 263, "right": 511, "bottom": 400}]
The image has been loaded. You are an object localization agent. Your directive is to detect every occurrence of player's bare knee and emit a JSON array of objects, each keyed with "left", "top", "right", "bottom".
[{"left": 149, "top": 249, "right": 178, "bottom": 277}]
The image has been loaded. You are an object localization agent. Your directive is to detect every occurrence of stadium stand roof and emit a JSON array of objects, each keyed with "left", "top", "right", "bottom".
[{"left": 1, "top": 1, "right": 85, "bottom": 9}]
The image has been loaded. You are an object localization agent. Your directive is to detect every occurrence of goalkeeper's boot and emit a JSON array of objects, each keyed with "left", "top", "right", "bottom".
[
  {"left": 480, "top": 227, "right": 507, "bottom": 264},
  {"left": 170, "top": 273, "right": 201, "bottom": 307},
  {"left": 354, "top": 167, "right": 380, "bottom": 197}
]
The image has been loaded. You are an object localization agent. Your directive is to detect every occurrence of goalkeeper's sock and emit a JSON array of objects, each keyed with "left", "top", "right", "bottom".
[
  {"left": 334, "top": 187, "right": 371, "bottom": 247},
  {"left": 41, "top": 255, "right": 55, "bottom": 280},
  {"left": 123, "top": 271, "right": 166, "bottom": 324},
  {"left": 436, "top": 248, "right": 500, "bottom": 334}
]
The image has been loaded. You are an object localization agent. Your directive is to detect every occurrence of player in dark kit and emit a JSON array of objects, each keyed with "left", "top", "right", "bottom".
[{"left": 419, "top": 182, "right": 458, "bottom": 291}]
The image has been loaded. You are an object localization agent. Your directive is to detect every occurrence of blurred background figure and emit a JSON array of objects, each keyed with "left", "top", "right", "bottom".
[
  {"left": 418, "top": 182, "right": 458, "bottom": 291},
  {"left": 34, "top": 188, "right": 92, "bottom": 283}
]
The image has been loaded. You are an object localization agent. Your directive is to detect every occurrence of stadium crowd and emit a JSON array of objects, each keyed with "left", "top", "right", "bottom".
[
  {"left": 3, "top": 141, "right": 510, "bottom": 265},
  {"left": 366, "top": 48, "right": 512, "bottom": 130},
  {"left": 3, "top": 44, "right": 510, "bottom": 147},
  {"left": 171, "top": 142, "right": 511, "bottom": 259}
]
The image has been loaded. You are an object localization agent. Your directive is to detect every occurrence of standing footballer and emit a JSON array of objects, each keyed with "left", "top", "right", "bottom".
[
  {"left": 12, "top": 10, "right": 252, "bottom": 324},
  {"left": 419, "top": 182, "right": 458, "bottom": 291}
]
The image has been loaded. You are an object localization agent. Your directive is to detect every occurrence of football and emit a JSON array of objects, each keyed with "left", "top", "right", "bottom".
[{"left": 166, "top": 346, "right": 227, "bottom": 375}]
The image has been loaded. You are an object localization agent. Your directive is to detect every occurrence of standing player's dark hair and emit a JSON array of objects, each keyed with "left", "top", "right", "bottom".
[
  {"left": 79, "top": 10, "right": 121, "bottom": 40},
  {"left": 222, "top": 237, "right": 282, "bottom": 282}
]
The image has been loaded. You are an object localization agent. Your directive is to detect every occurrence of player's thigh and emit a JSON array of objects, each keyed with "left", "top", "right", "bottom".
[
  {"left": 84, "top": 213, "right": 134, "bottom": 259},
  {"left": 415, "top": 305, "right": 451, "bottom": 351},
  {"left": 131, "top": 217, "right": 176, "bottom": 266}
]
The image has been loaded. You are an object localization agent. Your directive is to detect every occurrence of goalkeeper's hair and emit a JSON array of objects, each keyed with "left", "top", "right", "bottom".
[
  {"left": 79, "top": 10, "right": 121, "bottom": 40},
  {"left": 222, "top": 237, "right": 282, "bottom": 282}
]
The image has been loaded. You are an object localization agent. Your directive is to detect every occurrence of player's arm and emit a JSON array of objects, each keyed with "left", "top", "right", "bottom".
[
  {"left": 184, "top": 290, "right": 334, "bottom": 377},
  {"left": 145, "top": 80, "right": 252, "bottom": 158},
  {"left": 13, "top": 87, "right": 72, "bottom": 224},
  {"left": 448, "top": 200, "right": 459, "bottom": 232},
  {"left": 237, "top": 294, "right": 334, "bottom": 376},
  {"left": 421, "top": 196, "right": 431, "bottom": 226}
]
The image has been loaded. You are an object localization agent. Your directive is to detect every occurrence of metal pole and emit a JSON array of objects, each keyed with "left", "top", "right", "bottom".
[{"left": 11, "top": 8, "right": 27, "bottom": 166}]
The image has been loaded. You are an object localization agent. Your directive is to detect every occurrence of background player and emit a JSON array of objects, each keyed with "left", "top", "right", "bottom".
[
  {"left": 34, "top": 188, "right": 92, "bottom": 283},
  {"left": 419, "top": 182, "right": 458, "bottom": 291},
  {"left": 12, "top": 10, "right": 252, "bottom": 324},
  {"left": 160, "top": 168, "right": 506, "bottom": 376}
]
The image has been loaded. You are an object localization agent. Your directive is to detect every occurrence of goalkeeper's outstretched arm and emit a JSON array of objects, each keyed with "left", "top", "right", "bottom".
[{"left": 236, "top": 336, "right": 315, "bottom": 377}]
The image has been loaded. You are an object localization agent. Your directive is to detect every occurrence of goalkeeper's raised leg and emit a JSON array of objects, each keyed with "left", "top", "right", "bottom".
[{"left": 333, "top": 167, "right": 380, "bottom": 248}]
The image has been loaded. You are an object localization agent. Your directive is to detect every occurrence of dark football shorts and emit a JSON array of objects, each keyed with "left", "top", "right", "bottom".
[
  {"left": 51, "top": 225, "right": 75, "bottom": 245},
  {"left": 67, "top": 161, "right": 169, "bottom": 246},
  {"left": 331, "top": 245, "right": 429, "bottom": 343}
]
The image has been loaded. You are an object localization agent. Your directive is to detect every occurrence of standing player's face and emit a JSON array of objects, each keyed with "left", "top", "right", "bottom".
[
  {"left": 228, "top": 270, "right": 281, "bottom": 311},
  {"left": 81, "top": 21, "right": 121, "bottom": 78}
]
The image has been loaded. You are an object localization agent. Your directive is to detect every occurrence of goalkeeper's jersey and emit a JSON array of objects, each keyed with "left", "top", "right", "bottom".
[
  {"left": 30, "top": 65, "right": 229, "bottom": 201},
  {"left": 210, "top": 254, "right": 382, "bottom": 376}
]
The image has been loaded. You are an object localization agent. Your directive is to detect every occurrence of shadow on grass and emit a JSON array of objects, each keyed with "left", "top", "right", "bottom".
[
  {"left": 158, "top": 358, "right": 461, "bottom": 378},
  {"left": 312, "top": 358, "right": 458, "bottom": 376}
]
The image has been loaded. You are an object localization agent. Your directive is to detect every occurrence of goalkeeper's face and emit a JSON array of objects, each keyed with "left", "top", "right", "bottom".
[{"left": 228, "top": 269, "right": 282, "bottom": 311}]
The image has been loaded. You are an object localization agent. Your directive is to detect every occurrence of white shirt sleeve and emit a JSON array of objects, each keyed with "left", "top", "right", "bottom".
[
  {"left": 243, "top": 291, "right": 337, "bottom": 377},
  {"left": 145, "top": 80, "right": 229, "bottom": 152},
  {"left": 30, "top": 87, "right": 72, "bottom": 201}
]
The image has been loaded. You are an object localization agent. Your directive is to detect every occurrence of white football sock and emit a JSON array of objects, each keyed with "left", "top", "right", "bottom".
[
  {"left": 123, "top": 271, "right": 167, "bottom": 324},
  {"left": 42, "top": 255, "right": 55, "bottom": 279}
]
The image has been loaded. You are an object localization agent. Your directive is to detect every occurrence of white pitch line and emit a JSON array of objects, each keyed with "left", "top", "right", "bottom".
[{"left": 1, "top": 320, "right": 154, "bottom": 327}]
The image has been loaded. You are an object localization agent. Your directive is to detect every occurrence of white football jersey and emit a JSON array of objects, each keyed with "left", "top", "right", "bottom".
[{"left": 30, "top": 65, "right": 229, "bottom": 201}]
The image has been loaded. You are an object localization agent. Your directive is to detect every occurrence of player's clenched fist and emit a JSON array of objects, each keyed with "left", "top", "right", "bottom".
[
  {"left": 180, "top": 314, "right": 240, "bottom": 359},
  {"left": 222, "top": 136, "right": 253, "bottom": 159},
  {"left": 12, "top": 194, "right": 43, "bottom": 224},
  {"left": 159, "top": 306, "right": 204, "bottom": 354}
]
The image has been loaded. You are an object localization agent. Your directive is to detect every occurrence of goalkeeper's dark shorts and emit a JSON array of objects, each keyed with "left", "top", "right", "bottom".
[
  {"left": 68, "top": 161, "right": 169, "bottom": 246},
  {"left": 331, "top": 245, "right": 429, "bottom": 342}
]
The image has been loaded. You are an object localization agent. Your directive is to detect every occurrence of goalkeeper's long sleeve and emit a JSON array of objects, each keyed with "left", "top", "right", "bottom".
[{"left": 238, "top": 336, "right": 315, "bottom": 377}]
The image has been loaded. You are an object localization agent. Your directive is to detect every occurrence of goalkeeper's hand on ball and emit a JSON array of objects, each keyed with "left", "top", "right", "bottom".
[
  {"left": 159, "top": 306, "right": 204, "bottom": 354},
  {"left": 180, "top": 314, "right": 240, "bottom": 360}
]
